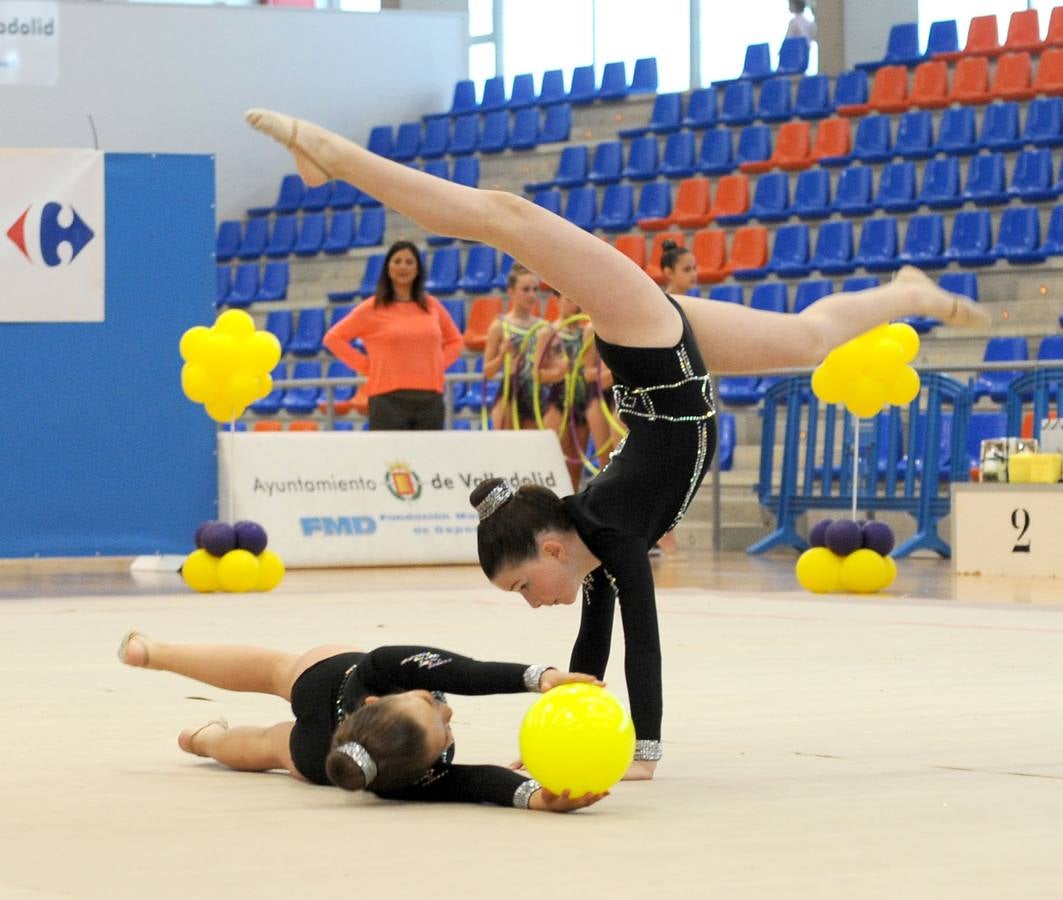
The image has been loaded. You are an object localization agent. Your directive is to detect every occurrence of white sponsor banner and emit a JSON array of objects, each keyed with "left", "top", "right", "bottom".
[
  {"left": 0, "top": 1, "right": 59, "bottom": 85},
  {"left": 0, "top": 149, "right": 105, "bottom": 322},
  {"left": 218, "top": 431, "right": 570, "bottom": 567}
]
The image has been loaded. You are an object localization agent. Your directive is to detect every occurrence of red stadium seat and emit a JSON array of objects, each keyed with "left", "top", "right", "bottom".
[
  {"left": 937, "top": 15, "right": 1001, "bottom": 61},
  {"left": 707, "top": 174, "right": 750, "bottom": 222},
  {"left": 1001, "top": 9, "right": 1044, "bottom": 54},
  {"left": 463, "top": 296, "right": 503, "bottom": 351},
  {"left": 949, "top": 56, "right": 991, "bottom": 104},
  {"left": 992, "top": 52, "right": 1035, "bottom": 101},
  {"left": 692, "top": 229, "right": 727, "bottom": 283},
  {"left": 771, "top": 121, "right": 813, "bottom": 171},
  {"left": 669, "top": 178, "right": 714, "bottom": 229},
  {"left": 252, "top": 421, "right": 283, "bottom": 432},
  {"left": 1034, "top": 47, "right": 1063, "bottom": 95},
  {"left": 613, "top": 234, "right": 647, "bottom": 270},
  {"left": 722, "top": 226, "right": 768, "bottom": 276},
  {"left": 868, "top": 65, "right": 910, "bottom": 114},
  {"left": 909, "top": 60, "right": 950, "bottom": 109},
  {"left": 289, "top": 420, "right": 320, "bottom": 432},
  {"left": 810, "top": 117, "right": 852, "bottom": 163},
  {"left": 1047, "top": 7, "right": 1063, "bottom": 47}
]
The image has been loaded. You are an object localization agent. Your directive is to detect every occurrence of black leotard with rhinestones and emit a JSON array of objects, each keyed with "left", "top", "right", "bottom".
[
  {"left": 561, "top": 295, "right": 717, "bottom": 751},
  {"left": 289, "top": 645, "right": 538, "bottom": 805}
]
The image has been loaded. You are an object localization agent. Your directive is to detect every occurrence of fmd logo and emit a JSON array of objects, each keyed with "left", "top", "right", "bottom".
[
  {"left": 301, "top": 516, "right": 377, "bottom": 537},
  {"left": 6, "top": 202, "right": 95, "bottom": 266}
]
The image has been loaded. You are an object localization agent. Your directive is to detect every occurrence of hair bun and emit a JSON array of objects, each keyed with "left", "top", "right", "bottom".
[{"left": 661, "top": 239, "right": 679, "bottom": 252}]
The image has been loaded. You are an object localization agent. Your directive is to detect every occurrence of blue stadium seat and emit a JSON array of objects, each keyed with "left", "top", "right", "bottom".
[
  {"left": 567, "top": 65, "right": 597, "bottom": 104},
  {"left": 918, "top": 157, "right": 963, "bottom": 209},
  {"left": 289, "top": 310, "right": 326, "bottom": 357},
  {"left": 457, "top": 357, "right": 500, "bottom": 412},
  {"left": 1009, "top": 148, "right": 1057, "bottom": 201},
  {"left": 265, "top": 310, "right": 292, "bottom": 352},
  {"left": 697, "top": 129, "right": 735, "bottom": 175},
  {"left": 715, "top": 411, "right": 736, "bottom": 470},
  {"left": 272, "top": 174, "right": 306, "bottom": 215},
  {"left": 973, "top": 337, "right": 1028, "bottom": 403},
  {"left": 622, "top": 135, "right": 660, "bottom": 180},
  {"left": 776, "top": 36, "right": 811, "bottom": 76},
  {"left": 322, "top": 211, "right": 355, "bottom": 255},
  {"left": 452, "top": 156, "right": 480, "bottom": 188},
  {"left": 457, "top": 245, "right": 497, "bottom": 293},
  {"left": 631, "top": 57, "right": 659, "bottom": 94},
  {"left": 325, "top": 360, "right": 357, "bottom": 408},
  {"left": 444, "top": 357, "right": 468, "bottom": 408},
  {"left": 251, "top": 364, "right": 287, "bottom": 415},
  {"left": 708, "top": 285, "right": 744, "bottom": 304},
  {"left": 494, "top": 253, "right": 514, "bottom": 290},
  {"left": 227, "top": 263, "right": 259, "bottom": 307},
  {"left": 718, "top": 377, "right": 762, "bottom": 406},
  {"left": 756, "top": 77, "right": 793, "bottom": 122},
  {"left": 508, "top": 73, "right": 536, "bottom": 109},
  {"left": 598, "top": 61, "right": 628, "bottom": 100},
  {"left": 367, "top": 125, "right": 394, "bottom": 159},
  {"left": 510, "top": 108, "right": 540, "bottom": 150},
  {"left": 768, "top": 224, "right": 813, "bottom": 277},
  {"left": 833, "top": 166, "right": 875, "bottom": 217},
  {"left": 263, "top": 215, "right": 297, "bottom": 258},
  {"left": 327, "top": 289, "right": 358, "bottom": 305},
  {"left": 934, "top": 106, "right": 977, "bottom": 155},
  {"left": 939, "top": 271, "right": 978, "bottom": 300},
  {"left": 594, "top": 184, "right": 635, "bottom": 232},
  {"left": 876, "top": 161, "right": 919, "bottom": 212},
  {"left": 851, "top": 114, "right": 893, "bottom": 163},
  {"left": 532, "top": 189, "right": 562, "bottom": 216},
  {"left": 1022, "top": 97, "right": 1063, "bottom": 148},
  {"left": 446, "top": 80, "right": 477, "bottom": 118},
  {"left": 424, "top": 247, "right": 461, "bottom": 295},
  {"left": 993, "top": 207, "right": 1045, "bottom": 264},
  {"left": 925, "top": 19, "right": 959, "bottom": 57},
  {"left": 794, "top": 74, "right": 832, "bottom": 119},
  {"left": 793, "top": 279, "right": 833, "bottom": 313},
  {"left": 563, "top": 187, "right": 598, "bottom": 230},
  {"left": 422, "top": 159, "right": 449, "bottom": 181},
  {"left": 964, "top": 411, "right": 1007, "bottom": 469},
  {"left": 963, "top": 153, "right": 1009, "bottom": 205},
  {"left": 858, "top": 22, "right": 921, "bottom": 70},
  {"left": 633, "top": 182, "right": 670, "bottom": 225},
  {"left": 328, "top": 304, "right": 352, "bottom": 328},
  {"left": 810, "top": 219, "right": 856, "bottom": 274},
  {"left": 894, "top": 110, "right": 935, "bottom": 159},
  {"left": 238, "top": 218, "right": 270, "bottom": 261},
  {"left": 948, "top": 210, "right": 996, "bottom": 266},
  {"left": 1036, "top": 336, "right": 1063, "bottom": 400},
  {"left": 216, "top": 221, "right": 241, "bottom": 263},
  {"left": 660, "top": 132, "right": 697, "bottom": 178},
  {"left": 898, "top": 214, "right": 948, "bottom": 268},
  {"left": 541, "top": 104, "right": 572, "bottom": 143},
  {"left": 215, "top": 266, "right": 231, "bottom": 307},
  {"left": 832, "top": 70, "right": 869, "bottom": 110},
  {"left": 441, "top": 298, "right": 466, "bottom": 333},
  {"left": 301, "top": 182, "right": 332, "bottom": 213},
  {"left": 978, "top": 101, "right": 1022, "bottom": 152},
  {"left": 551, "top": 145, "right": 589, "bottom": 188},
  {"left": 1040, "top": 205, "right": 1063, "bottom": 255},
  {"left": 792, "top": 168, "right": 832, "bottom": 219},
  {"left": 358, "top": 186, "right": 381, "bottom": 209},
  {"left": 480, "top": 76, "right": 507, "bottom": 112},
  {"left": 727, "top": 43, "right": 772, "bottom": 83},
  {"left": 587, "top": 141, "right": 623, "bottom": 184},
  {"left": 330, "top": 180, "right": 359, "bottom": 210},
  {"left": 745, "top": 171, "right": 790, "bottom": 223},
  {"left": 853, "top": 217, "right": 900, "bottom": 272},
  {"left": 419, "top": 119, "right": 450, "bottom": 158},
  {"left": 538, "top": 69, "right": 566, "bottom": 105},
  {"left": 720, "top": 81, "right": 756, "bottom": 125},
  {"left": 841, "top": 276, "right": 880, "bottom": 292},
  {"left": 449, "top": 115, "right": 480, "bottom": 156},
  {"left": 683, "top": 87, "right": 718, "bottom": 129},
  {"left": 479, "top": 111, "right": 510, "bottom": 153},
  {"left": 750, "top": 282, "right": 788, "bottom": 313},
  {"left": 293, "top": 215, "right": 325, "bottom": 258},
  {"left": 393, "top": 122, "right": 422, "bottom": 162},
  {"left": 358, "top": 254, "right": 385, "bottom": 297},
  {"left": 736, "top": 125, "right": 772, "bottom": 170},
  {"left": 257, "top": 261, "right": 290, "bottom": 301},
  {"left": 638, "top": 92, "right": 684, "bottom": 136},
  {"left": 282, "top": 361, "right": 323, "bottom": 414},
  {"left": 352, "top": 208, "right": 385, "bottom": 248}
]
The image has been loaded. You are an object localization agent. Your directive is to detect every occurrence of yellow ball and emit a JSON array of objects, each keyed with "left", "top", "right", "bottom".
[
  {"left": 879, "top": 555, "right": 898, "bottom": 591},
  {"left": 811, "top": 364, "right": 846, "bottom": 405},
  {"left": 840, "top": 548, "right": 887, "bottom": 594},
  {"left": 844, "top": 375, "right": 887, "bottom": 419},
  {"left": 243, "top": 331, "right": 283, "bottom": 374},
  {"left": 217, "top": 549, "right": 261, "bottom": 593},
  {"left": 795, "top": 547, "right": 843, "bottom": 594},
  {"left": 204, "top": 398, "right": 243, "bottom": 424},
  {"left": 223, "top": 370, "right": 262, "bottom": 408},
  {"left": 213, "top": 309, "right": 257, "bottom": 340},
  {"left": 884, "top": 365, "right": 921, "bottom": 407},
  {"left": 867, "top": 338, "right": 905, "bottom": 380},
  {"left": 201, "top": 332, "right": 239, "bottom": 375},
  {"left": 181, "top": 362, "right": 218, "bottom": 405},
  {"left": 824, "top": 341, "right": 865, "bottom": 381},
  {"left": 519, "top": 684, "right": 635, "bottom": 795},
  {"left": 255, "top": 550, "right": 285, "bottom": 591},
  {"left": 887, "top": 322, "right": 920, "bottom": 364},
  {"left": 179, "top": 325, "right": 212, "bottom": 364},
  {"left": 182, "top": 549, "right": 220, "bottom": 593}
]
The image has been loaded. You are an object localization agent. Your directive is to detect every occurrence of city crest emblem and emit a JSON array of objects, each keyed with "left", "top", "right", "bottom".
[{"left": 385, "top": 461, "right": 422, "bottom": 501}]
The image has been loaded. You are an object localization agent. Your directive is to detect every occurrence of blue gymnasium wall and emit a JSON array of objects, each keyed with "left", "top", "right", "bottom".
[{"left": 0, "top": 153, "right": 217, "bottom": 557}]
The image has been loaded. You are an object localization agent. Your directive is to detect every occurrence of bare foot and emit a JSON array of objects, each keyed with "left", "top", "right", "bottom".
[
  {"left": 245, "top": 108, "right": 331, "bottom": 187},
  {"left": 893, "top": 265, "right": 990, "bottom": 327},
  {"left": 178, "top": 717, "right": 229, "bottom": 756},
  {"left": 116, "top": 630, "right": 154, "bottom": 668}
]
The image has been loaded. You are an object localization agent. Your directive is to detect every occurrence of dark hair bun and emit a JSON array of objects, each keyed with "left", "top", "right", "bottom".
[
  {"left": 469, "top": 477, "right": 506, "bottom": 508},
  {"left": 661, "top": 239, "right": 679, "bottom": 252}
]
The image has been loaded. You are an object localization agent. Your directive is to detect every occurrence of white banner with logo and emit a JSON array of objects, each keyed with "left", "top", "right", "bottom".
[
  {"left": 0, "top": 1, "right": 59, "bottom": 85},
  {"left": 0, "top": 148, "right": 105, "bottom": 322},
  {"left": 218, "top": 431, "right": 571, "bottom": 567}
]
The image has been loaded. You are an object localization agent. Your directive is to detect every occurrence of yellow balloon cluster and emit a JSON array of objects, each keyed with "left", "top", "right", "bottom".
[
  {"left": 796, "top": 547, "right": 897, "bottom": 594},
  {"left": 179, "top": 309, "right": 282, "bottom": 423},
  {"left": 182, "top": 547, "right": 285, "bottom": 593},
  {"left": 811, "top": 322, "right": 922, "bottom": 418},
  {"left": 519, "top": 684, "right": 635, "bottom": 795}
]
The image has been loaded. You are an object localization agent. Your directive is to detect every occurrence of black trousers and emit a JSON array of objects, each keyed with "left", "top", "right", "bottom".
[{"left": 367, "top": 389, "right": 445, "bottom": 430}]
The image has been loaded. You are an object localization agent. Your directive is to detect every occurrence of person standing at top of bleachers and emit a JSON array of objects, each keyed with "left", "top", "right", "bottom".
[
  {"left": 483, "top": 263, "right": 563, "bottom": 432},
  {"left": 787, "top": 0, "right": 817, "bottom": 43},
  {"left": 322, "top": 240, "right": 463, "bottom": 430}
]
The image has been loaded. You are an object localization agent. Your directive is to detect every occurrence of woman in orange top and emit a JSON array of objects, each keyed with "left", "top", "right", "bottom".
[{"left": 323, "top": 240, "right": 464, "bottom": 430}]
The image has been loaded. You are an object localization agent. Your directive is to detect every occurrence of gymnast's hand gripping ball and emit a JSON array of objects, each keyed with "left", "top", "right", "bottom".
[{"left": 519, "top": 684, "right": 635, "bottom": 795}]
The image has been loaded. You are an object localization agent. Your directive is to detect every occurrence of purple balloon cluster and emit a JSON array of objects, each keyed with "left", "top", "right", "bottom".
[
  {"left": 809, "top": 518, "right": 895, "bottom": 557},
  {"left": 194, "top": 520, "right": 270, "bottom": 557},
  {"left": 796, "top": 518, "right": 898, "bottom": 594}
]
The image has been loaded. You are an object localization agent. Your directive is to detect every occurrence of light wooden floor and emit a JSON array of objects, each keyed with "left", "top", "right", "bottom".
[{"left": 2, "top": 552, "right": 1062, "bottom": 900}]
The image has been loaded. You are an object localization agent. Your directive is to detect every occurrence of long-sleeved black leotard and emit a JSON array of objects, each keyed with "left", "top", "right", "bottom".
[
  {"left": 563, "top": 294, "right": 717, "bottom": 761},
  {"left": 288, "top": 645, "right": 547, "bottom": 807}
]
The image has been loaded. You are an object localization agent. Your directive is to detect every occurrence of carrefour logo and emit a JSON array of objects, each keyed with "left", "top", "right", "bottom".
[{"left": 6, "top": 201, "right": 95, "bottom": 266}]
